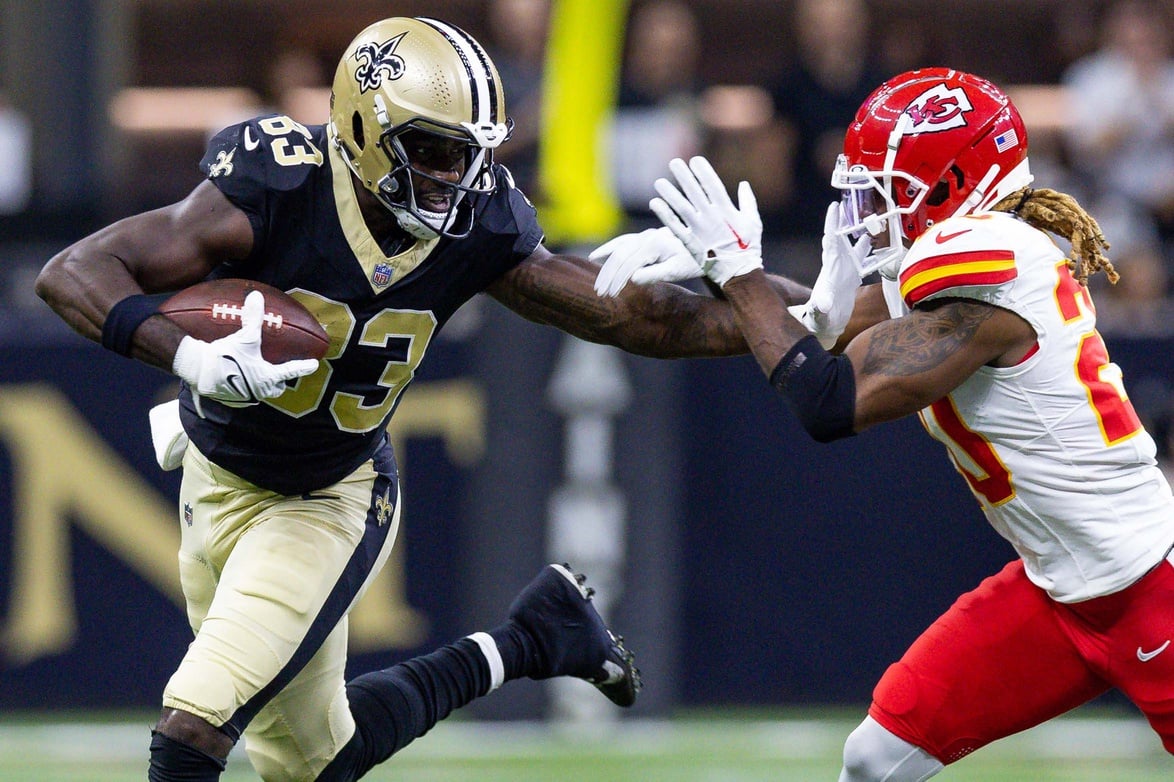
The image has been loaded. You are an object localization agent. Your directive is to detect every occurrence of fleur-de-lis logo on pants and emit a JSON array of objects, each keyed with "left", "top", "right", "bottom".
[{"left": 374, "top": 486, "right": 393, "bottom": 527}]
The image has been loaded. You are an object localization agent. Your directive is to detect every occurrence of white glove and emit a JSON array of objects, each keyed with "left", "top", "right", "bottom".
[
  {"left": 787, "top": 202, "right": 871, "bottom": 349},
  {"left": 590, "top": 227, "right": 700, "bottom": 297},
  {"left": 171, "top": 290, "right": 319, "bottom": 409},
  {"left": 649, "top": 156, "right": 763, "bottom": 287}
]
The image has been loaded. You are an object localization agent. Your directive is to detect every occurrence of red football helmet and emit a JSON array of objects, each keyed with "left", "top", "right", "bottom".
[{"left": 831, "top": 68, "right": 1033, "bottom": 277}]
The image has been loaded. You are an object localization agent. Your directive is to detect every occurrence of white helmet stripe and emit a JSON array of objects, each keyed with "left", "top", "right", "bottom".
[{"left": 416, "top": 17, "right": 498, "bottom": 126}]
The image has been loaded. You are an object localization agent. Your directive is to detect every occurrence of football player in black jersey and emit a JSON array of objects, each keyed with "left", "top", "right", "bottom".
[{"left": 36, "top": 16, "right": 811, "bottom": 782}]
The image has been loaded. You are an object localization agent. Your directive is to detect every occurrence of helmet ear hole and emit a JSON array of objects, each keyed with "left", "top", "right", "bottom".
[
  {"left": 927, "top": 165, "right": 965, "bottom": 207},
  {"left": 927, "top": 179, "right": 951, "bottom": 207},
  {"left": 351, "top": 112, "right": 366, "bottom": 150},
  {"left": 949, "top": 165, "right": 965, "bottom": 189}
]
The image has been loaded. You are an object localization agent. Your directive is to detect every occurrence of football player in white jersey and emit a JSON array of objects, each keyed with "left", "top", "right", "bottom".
[{"left": 593, "top": 68, "right": 1174, "bottom": 780}]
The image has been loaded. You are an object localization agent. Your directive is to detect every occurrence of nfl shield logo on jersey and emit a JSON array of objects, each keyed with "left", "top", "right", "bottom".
[{"left": 372, "top": 263, "right": 393, "bottom": 287}]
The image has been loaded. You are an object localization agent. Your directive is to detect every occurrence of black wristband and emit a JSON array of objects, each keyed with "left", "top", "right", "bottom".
[
  {"left": 769, "top": 335, "right": 857, "bottom": 442},
  {"left": 101, "top": 294, "right": 163, "bottom": 356}
]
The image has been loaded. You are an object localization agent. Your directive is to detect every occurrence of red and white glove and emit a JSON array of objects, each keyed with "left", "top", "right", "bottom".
[
  {"left": 650, "top": 156, "right": 763, "bottom": 287},
  {"left": 787, "top": 202, "right": 871, "bottom": 349},
  {"left": 172, "top": 290, "right": 319, "bottom": 410},
  {"left": 590, "top": 227, "right": 700, "bottom": 297}
]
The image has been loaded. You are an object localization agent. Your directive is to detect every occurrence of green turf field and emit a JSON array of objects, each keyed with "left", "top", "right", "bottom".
[{"left": 1, "top": 707, "right": 1169, "bottom": 781}]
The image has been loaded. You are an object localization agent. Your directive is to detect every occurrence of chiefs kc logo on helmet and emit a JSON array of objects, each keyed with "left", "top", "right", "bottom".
[
  {"left": 903, "top": 83, "right": 974, "bottom": 134},
  {"left": 353, "top": 32, "right": 408, "bottom": 93}
]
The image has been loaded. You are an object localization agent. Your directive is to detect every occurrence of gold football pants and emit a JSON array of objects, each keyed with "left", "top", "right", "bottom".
[{"left": 163, "top": 443, "right": 401, "bottom": 781}]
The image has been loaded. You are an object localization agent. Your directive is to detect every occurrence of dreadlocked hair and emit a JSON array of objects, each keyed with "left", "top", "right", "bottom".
[{"left": 991, "top": 186, "right": 1118, "bottom": 286}]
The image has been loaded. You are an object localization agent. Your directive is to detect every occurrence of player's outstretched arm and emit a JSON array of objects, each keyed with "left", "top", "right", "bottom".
[{"left": 488, "top": 247, "right": 751, "bottom": 358}]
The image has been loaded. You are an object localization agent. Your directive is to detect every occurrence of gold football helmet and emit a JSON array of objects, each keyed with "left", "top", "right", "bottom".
[{"left": 329, "top": 17, "right": 513, "bottom": 238}]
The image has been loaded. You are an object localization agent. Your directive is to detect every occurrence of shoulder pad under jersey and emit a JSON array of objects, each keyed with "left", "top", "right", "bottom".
[{"left": 200, "top": 114, "right": 325, "bottom": 195}]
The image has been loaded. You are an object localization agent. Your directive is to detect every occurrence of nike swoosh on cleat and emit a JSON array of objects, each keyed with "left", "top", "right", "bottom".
[
  {"left": 1137, "top": 640, "right": 1170, "bottom": 662},
  {"left": 935, "top": 228, "right": 972, "bottom": 244}
]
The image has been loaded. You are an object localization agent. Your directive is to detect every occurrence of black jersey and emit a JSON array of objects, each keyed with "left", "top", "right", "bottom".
[{"left": 180, "top": 114, "right": 543, "bottom": 494}]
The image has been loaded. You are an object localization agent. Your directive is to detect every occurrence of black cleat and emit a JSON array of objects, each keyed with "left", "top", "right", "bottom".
[{"left": 507, "top": 563, "right": 642, "bottom": 707}]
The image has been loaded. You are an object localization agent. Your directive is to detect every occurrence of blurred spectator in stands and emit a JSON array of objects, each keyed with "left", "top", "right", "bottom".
[
  {"left": 700, "top": 85, "right": 795, "bottom": 248},
  {"left": 875, "top": 12, "right": 944, "bottom": 79},
  {"left": 1083, "top": 195, "right": 1173, "bottom": 335},
  {"left": 264, "top": 48, "right": 329, "bottom": 126},
  {"left": 768, "top": 0, "right": 889, "bottom": 238},
  {"left": 1050, "top": 3, "right": 1101, "bottom": 81},
  {"left": 484, "top": 0, "right": 550, "bottom": 197},
  {"left": 1061, "top": 0, "right": 1174, "bottom": 293},
  {"left": 209, "top": 48, "right": 328, "bottom": 135},
  {"left": 609, "top": 0, "right": 704, "bottom": 224},
  {"left": 0, "top": 91, "right": 32, "bottom": 215}
]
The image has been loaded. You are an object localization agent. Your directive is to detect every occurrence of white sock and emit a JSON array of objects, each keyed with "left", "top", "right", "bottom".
[{"left": 466, "top": 632, "right": 505, "bottom": 692}]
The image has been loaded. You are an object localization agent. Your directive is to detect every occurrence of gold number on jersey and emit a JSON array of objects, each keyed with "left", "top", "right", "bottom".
[
  {"left": 266, "top": 290, "right": 354, "bottom": 417},
  {"left": 257, "top": 115, "right": 324, "bottom": 167},
  {"left": 332, "top": 309, "right": 438, "bottom": 433},
  {"left": 264, "top": 291, "right": 437, "bottom": 433}
]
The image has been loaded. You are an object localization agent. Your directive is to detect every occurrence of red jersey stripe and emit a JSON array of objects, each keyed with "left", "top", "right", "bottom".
[{"left": 900, "top": 250, "right": 1016, "bottom": 306}]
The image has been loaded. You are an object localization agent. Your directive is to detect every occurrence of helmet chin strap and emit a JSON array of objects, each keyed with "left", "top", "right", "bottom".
[{"left": 392, "top": 207, "right": 444, "bottom": 239}]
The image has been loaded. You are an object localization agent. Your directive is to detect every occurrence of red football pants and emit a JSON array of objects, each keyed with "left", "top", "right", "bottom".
[{"left": 869, "top": 556, "right": 1174, "bottom": 764}]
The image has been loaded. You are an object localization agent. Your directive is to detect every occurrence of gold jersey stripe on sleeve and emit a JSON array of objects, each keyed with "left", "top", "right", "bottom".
[{"left": 900, "top": 250, "right": 1017, "bottom": 305}]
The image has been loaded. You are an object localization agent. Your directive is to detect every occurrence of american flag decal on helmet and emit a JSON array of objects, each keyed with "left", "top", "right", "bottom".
[{"left": 994, "top": 128, "right": 1019, "bottom": 153}]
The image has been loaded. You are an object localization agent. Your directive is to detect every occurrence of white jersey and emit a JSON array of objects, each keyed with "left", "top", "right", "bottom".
[{"left": 883, "top": 212, "right": 1174, "bottom": 602}]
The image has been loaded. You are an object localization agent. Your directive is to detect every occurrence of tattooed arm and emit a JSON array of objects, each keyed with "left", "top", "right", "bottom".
[
  {"left": 844, "top": 298, "right": 1036, "bottom": 430},
  {"left": 716, "top": 269, "right": 1037, "bottom": 433},
  {"left": 488, "top": 246, "right": 785, "bottom": 358}
]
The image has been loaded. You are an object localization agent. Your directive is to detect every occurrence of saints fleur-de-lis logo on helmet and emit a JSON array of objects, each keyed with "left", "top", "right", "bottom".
[{"left": 353, "top": 32, "right": 408, "bottom": 93}]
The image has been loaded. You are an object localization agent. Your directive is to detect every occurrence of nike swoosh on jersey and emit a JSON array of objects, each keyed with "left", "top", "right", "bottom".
[
  {"left": 1137, "top": 639, "right": 1171, "bottom": 662},
  {"left": 243, "top": 126, "right": 260, "bottom": 151},
  {"left": 935, "top": 228, "right": 973, "bottom": 244}
]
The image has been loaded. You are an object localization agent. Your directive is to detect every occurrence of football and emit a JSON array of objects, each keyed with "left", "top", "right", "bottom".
[{"left": 160, "top": 278, "right": 330, "bottom": 363}]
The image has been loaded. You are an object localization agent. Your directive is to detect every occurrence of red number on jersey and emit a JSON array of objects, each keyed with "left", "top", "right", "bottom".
[
  {"left": 923, "top": 398, "right": 1015, "bottom": 506},
  {"left": 1075, "top": 332, "right": 1142, "bottom": 445},
  {"left": 1052, "top": 262, "right": 1142, "bottom": 445}
]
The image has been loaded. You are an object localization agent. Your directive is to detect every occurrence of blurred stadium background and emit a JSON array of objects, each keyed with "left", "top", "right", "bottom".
[{"left": 2, "top": 0, "right": 1173, "bottom": 779}]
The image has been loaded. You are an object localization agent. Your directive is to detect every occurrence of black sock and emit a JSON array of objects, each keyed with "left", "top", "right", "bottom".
[
  {"left": 147, "top": 731, "right": 227, "bottom": 781},
  {"left": 487, "top": 620, "right": 542, "bottom": 680},
  {"left": 315, "top": 637, "right": 494, "bottom": 781}
]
